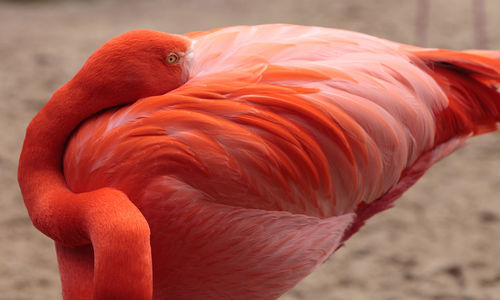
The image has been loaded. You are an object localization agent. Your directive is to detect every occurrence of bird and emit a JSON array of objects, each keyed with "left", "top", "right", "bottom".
[{"left": 17, "top": 24, "right": 500, "bottom": 300}]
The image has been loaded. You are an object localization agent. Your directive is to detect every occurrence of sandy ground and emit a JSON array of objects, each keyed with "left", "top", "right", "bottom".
[{"left": 1, "top": 0, "right": 499, "bottom": 299}]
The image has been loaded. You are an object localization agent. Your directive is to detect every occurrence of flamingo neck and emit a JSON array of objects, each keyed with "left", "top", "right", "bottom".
[
  {"left": 18, "top": 79, "right": 155, "bottom": 299},
  {"left": 18, "top": 79, "right": 111, "bottom": 207}
]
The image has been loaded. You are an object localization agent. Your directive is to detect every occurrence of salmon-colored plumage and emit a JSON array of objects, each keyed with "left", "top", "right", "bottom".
[{"left": 18, "top": 24, "right": 500, "bottom": 299}]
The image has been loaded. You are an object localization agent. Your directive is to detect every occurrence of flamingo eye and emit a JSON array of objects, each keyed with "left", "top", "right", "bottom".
[{"left": 166, "top": 52, "right": 180, "bottom": 64}]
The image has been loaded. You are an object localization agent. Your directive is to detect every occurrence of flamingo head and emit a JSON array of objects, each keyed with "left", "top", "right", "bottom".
[{"left": 71, "top": 29, "right": 192, "bottom": 107}]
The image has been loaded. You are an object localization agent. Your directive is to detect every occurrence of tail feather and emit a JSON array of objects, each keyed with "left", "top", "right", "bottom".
[
  {"left": 411, "top": 49, "right": 500, "bottom": 144},
  {"left": 341, "top": 50, "right": 500, "bottom": 245},
  {"left": 412, "top": 49, "right": 500, "bottom": 80},
  {"left": 463, "top": 50, "right": 500, "bottom": 62}
]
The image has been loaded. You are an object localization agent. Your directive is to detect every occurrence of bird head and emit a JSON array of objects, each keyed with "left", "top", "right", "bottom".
[{"left": 70, "top": 29, "right": 192, "bottom": 107}]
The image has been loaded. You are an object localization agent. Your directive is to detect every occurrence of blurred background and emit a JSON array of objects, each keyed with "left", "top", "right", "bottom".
[{"left": 1, "top": 0, "right": 499, "bottom": 299}]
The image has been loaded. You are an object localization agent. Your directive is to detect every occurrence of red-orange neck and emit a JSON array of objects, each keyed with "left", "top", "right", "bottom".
[
  {"left": 18, "top": 78, "right": 110, "bottom": 217},
  {"left": 16, "top": 29, "right": 190, "bottom": 299}
]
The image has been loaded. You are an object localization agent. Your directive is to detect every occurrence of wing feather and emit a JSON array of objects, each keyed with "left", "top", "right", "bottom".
[{"left": 65, "top": 24, "right": 452, "bottom": 217}]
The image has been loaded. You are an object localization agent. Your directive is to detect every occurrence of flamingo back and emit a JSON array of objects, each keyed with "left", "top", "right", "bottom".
[{"left": 63, "top": 24, "right": 500, "bottom": 299}]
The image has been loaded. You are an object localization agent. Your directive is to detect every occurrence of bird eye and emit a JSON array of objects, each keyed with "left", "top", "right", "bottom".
[{"left": 166, "top": 52, "right": 180, "bottom": 64}]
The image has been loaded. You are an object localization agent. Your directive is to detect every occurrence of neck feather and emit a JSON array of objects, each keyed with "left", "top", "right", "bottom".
[{"left": 18, "top": 79, "right": 111, "bottom": 205}]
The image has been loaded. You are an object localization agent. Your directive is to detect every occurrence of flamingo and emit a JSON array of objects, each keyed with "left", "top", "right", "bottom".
[{"left": 18, "top": 24, "right": 500, "bottom": 300}]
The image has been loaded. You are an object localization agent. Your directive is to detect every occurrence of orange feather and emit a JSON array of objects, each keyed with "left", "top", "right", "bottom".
[{"left": 18, "top": 24, "right": 500, "bottom": 299}]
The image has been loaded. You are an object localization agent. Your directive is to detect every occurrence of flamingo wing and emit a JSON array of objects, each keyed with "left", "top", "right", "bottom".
[{"left": 63, "top": 24, "right": 500, "bottom": 299}]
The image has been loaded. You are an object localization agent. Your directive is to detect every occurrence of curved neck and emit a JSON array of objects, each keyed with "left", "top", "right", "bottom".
[
  {"left": 18, "top": 79, "right": 154, "bottom": 299},
  {"left": 18, "top": 79, "right": 107, "bottom": 206}
]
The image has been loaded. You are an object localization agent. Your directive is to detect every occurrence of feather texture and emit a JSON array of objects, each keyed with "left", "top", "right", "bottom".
[{"left": 59, "top": 25, "right": 500, "bottom": 299}]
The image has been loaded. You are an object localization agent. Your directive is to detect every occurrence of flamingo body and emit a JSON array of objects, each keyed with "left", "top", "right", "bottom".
[{"left": 19, "top": 25, "right": 500, "bottom": 299}]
